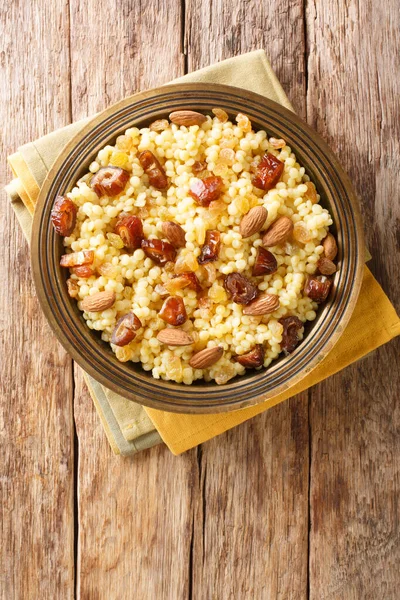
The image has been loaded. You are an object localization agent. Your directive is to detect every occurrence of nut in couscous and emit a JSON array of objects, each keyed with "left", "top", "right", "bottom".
[{"left": 52, "top": 108, "right": 337, "bottom": 386}]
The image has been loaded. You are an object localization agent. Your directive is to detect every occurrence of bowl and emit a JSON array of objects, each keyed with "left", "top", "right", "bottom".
[{"left": 31, "top": 83, "right": 364, "bottom": 413}]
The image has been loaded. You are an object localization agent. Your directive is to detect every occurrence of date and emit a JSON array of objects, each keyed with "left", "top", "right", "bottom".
[
  {"left": 60, "top": 250, "right": 94, "bottom": 268},
  {"left": 234, "top": 344, "right": 265, "bottom": 368},
  {"left": 224, "top": 273, "right": 258, "bottom": 305},
  {"left": 114, "top": 214, "right": 144, "bottom": 249},
  {"left": 138, "top": 150, "right": 168, "bottom": 190},
  {"left": 252, "top": 153, "right": 284, "bottom": 191},
  {"left": 91, "top": 166, "right": 130, "bottom": 197},
  {"left": 141, "top": 238, "right": 176, "bottom": 265},
  {"left": 252, "top": 247, "right": 278, "bottom": 276},
  {"left": 189, "top": 176, "right": 223, "bottom": 206},
  {"left": 304, "top": 275, "right": 332, "bottom": 303},
  {"left": 51, "top": 196, "right": 77, "bottom": 237},
  {"left": 279, "top": 316, "right": 303, "bottom": 355},
  {"left": 159, "top": 296, "right": 187, "bottom": 326},
  {"left": 111, "top": 313, "right": 142, "bottom": 347},
  {"left": 198, "top": 230, "right": 221, "bottom": 264}
]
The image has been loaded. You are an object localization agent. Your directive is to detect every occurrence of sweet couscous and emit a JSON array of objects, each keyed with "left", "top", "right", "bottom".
[{"left": 51, "top": 108, "right": 338, "bottom": 385}]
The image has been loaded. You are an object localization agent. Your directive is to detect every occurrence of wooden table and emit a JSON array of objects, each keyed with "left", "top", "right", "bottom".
[{"left": 1, "top": 1, "right": 399, "bottom": 598}]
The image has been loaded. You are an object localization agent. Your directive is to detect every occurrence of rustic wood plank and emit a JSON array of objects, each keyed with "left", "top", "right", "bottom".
[
  {"left": 0, "top": 1, "right": 75, "bottom": 599},
  {"left": 306, "top": 1, "right": 400, "bottom": 597},
  {"left": 185, "top": 0, "right": 308, "bottom": 117},
  {"left": 69, "top": 2, "right": 194, "bottom": 598},
  {"left": 185, "top": 2, "right": 310, "bottom": 598}
]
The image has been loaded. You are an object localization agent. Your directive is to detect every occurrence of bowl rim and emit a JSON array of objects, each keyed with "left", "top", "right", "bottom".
[{"left": 31, "top": 82, "right": 365, "bottom": 413}]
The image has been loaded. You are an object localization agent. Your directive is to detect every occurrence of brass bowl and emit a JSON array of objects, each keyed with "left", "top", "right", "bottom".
[{"left": 32, "top": 83, "right": 364, "bottom": 413}]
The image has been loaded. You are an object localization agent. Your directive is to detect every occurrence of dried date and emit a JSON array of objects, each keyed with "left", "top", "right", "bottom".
[
  {"left": 51, "top": 196, "right": 77, "bottom": 237},
  {"left": 252, "top": 247, "right": 278, "bottom": 276},
  {"left": 252, "top": 153, "right": 284, "bottom": 191},
  {"left": 91, "top": 166, "right": 130, "bottom": 197},
  {"left": 304, "top": 275, "right": 332, "bottom": 303},
  {"left": 279, "top": 316, "right": 303, "bottom": 355},
  {"left": 189, "top": 176, "right": 223, "bottom": 206},
  {"left": 198, "top": 230, "right": 221, "bottom": 264},
  {"left": 234, "top": 344, "right": 265, "bottom": 368},
  {"left": 111, "top": 313, "right": 142, "bottom": 347},
  {"left": 60, "top": 250, "right": 94, "bottom": 268},
  {"left": 141, "top": 239, "right": 176, "bottom": 265},
  {"left": 138, "top": 150, "right": 168, "bottom": 190},
  {"left": 224, "top": 273, "right": 258, "bottom": 305},
  {"left": 159, "top": 296, "right": 187, "bottom": 326},
  {"left": 114, "top": 214, "right": 144, "bottom": 249}
]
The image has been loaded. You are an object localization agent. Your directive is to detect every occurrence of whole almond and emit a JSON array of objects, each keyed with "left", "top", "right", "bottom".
[
  {"left": 157, "top": 328, "right": 194, "bottom": 346},
  {"left": 161, "top": 221, "right": 186, "bottom": 248},
  {"left": 317, "top": 257, "right": 337, "bottom": 275},
  {"left": 81, "top": 290, "right": 116, "bottom": 312},
  {"left": 169, "top": 110, "right": 207, "bottom": 127},
  {"left": 243, "top": 293, "right": 280, "bottom": 316},
  {"left": 189, "top": 346, "right": 223, "bottom": 369},
  {"left": 239, "top": 206, "right": 268, "bottom": 238},
  {"left": 262, "top": 216, "right": 294, "bottom": 247},
  {"left": 322, "top": 233, "right": 338, "bottom": 261}
]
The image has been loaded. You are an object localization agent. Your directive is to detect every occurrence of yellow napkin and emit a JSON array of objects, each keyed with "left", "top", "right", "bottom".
[{"left": 6, "top": 50, "right": 400, "bottom": 456}]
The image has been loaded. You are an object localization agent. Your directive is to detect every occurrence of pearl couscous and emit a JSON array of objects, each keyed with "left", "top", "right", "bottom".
[{"left": 53, "top": 109, "right": 336, "bottom": 385}]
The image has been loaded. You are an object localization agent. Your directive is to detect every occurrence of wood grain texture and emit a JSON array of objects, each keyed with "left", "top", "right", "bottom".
[
  {"left": 0, "top": 1, "right": 75, "bottom": 599},
  {"left": 185, "top": 3, "right": 310, "bottom": 598},
  {"left": 73, "top": 367, "right": 196, "bottom": 600},
  {"left": 68, "top": 2, "right": 194, "bottom": 598},
  {"left": 306, "top": 0, "right": 400, "bottom": 597},
  {"left": 185, "top": 0, "right": 307, "bottom": 117},
  {"left": 191, "top": 398, "right": 309, "bottom": 600}
]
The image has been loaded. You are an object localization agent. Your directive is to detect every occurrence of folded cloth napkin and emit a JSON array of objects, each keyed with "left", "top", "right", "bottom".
[{"left": 6, "top": 50, "right": 400, "bottom": 456}]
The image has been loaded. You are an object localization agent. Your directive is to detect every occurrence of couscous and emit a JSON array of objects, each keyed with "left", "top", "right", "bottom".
[{"left": 52, "top": 109, "right": 337, "bottom": 385}]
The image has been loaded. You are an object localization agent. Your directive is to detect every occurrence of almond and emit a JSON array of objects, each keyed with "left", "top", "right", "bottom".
[
  {"left": 189, "top": 346, "right": 223, "bottom": 369},
  {"left": 262, "top": 216, "right": 294, "bottom": 247},
  {"left": 322, "top": 233, "right": 338, "bottom": 261},
  {"left": 239, "top": 206, "right": 268, "bottom": 238},
  {"left": 243, "top": 293, "right": 280, "bottom": 316},
  {"left": 169, "top": 110, "right": 207, "bottom": 127},
  {"left": 81, "top": 290, "right": 116, "bottom": 312},
  {"left": 157, "top": 328, "right": 194, "bottom": 346},
  {"left": 317, "top": 257, "right": 337, "bottom": 275},
  {"left": 161, "top": 221, "right": 186, "bottom": 248}
]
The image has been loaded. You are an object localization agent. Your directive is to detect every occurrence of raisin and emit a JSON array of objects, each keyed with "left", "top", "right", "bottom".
[
  {"left": 138, "top": 150, "right": 168, "bottom": 190},
  {"left": 51, "top": 196, "right": 77, "bottom": 237},
  {"left": 114, "top": 214, "right": 144, "bottom": 249},
  {"left": 279, "top": 316, "right": 303, "bottom": 355},
  {"left": 141, "top": 239, "right": 176, "bottom": 265},
  {"left": 304, "top": 275, "right": 332, "bottom": 303},
  {"left": 252, "top": 247, "right": 278, "bottom": 276},
  {"left": 60, "top": 250, "right": 94, "bottom": 268},
  {"left": 159, "top": 296, "right": 187, "bottom": 326},
  {"left": 212, "top": 108, "right": 228, "bottom": 123},
  {"left": 111, "top": 313, "right": 142, "bottom": 347},
  {"left": 224, "top": 273, "right": 258, "bottom": 305},
  {"left": 91, "top": 166, "right": 130, "bottom": 197},
  {"left": 252, "top": 153, "right": 284, "bottom": 191},
  {"left": 198, "top": 230, "right": 221, "bottom": 264},
  {"left": 189, "top": 176, "right": 223, "bottom": 206},
  {"left": 165, "top": 272, "right": 202, "bottom": 294},
  {"left": 234, "top": 344, "right": 265, "bottom": 368},
  {"left": 71, "top": 265, "right": 95, "bottom": 278}
]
